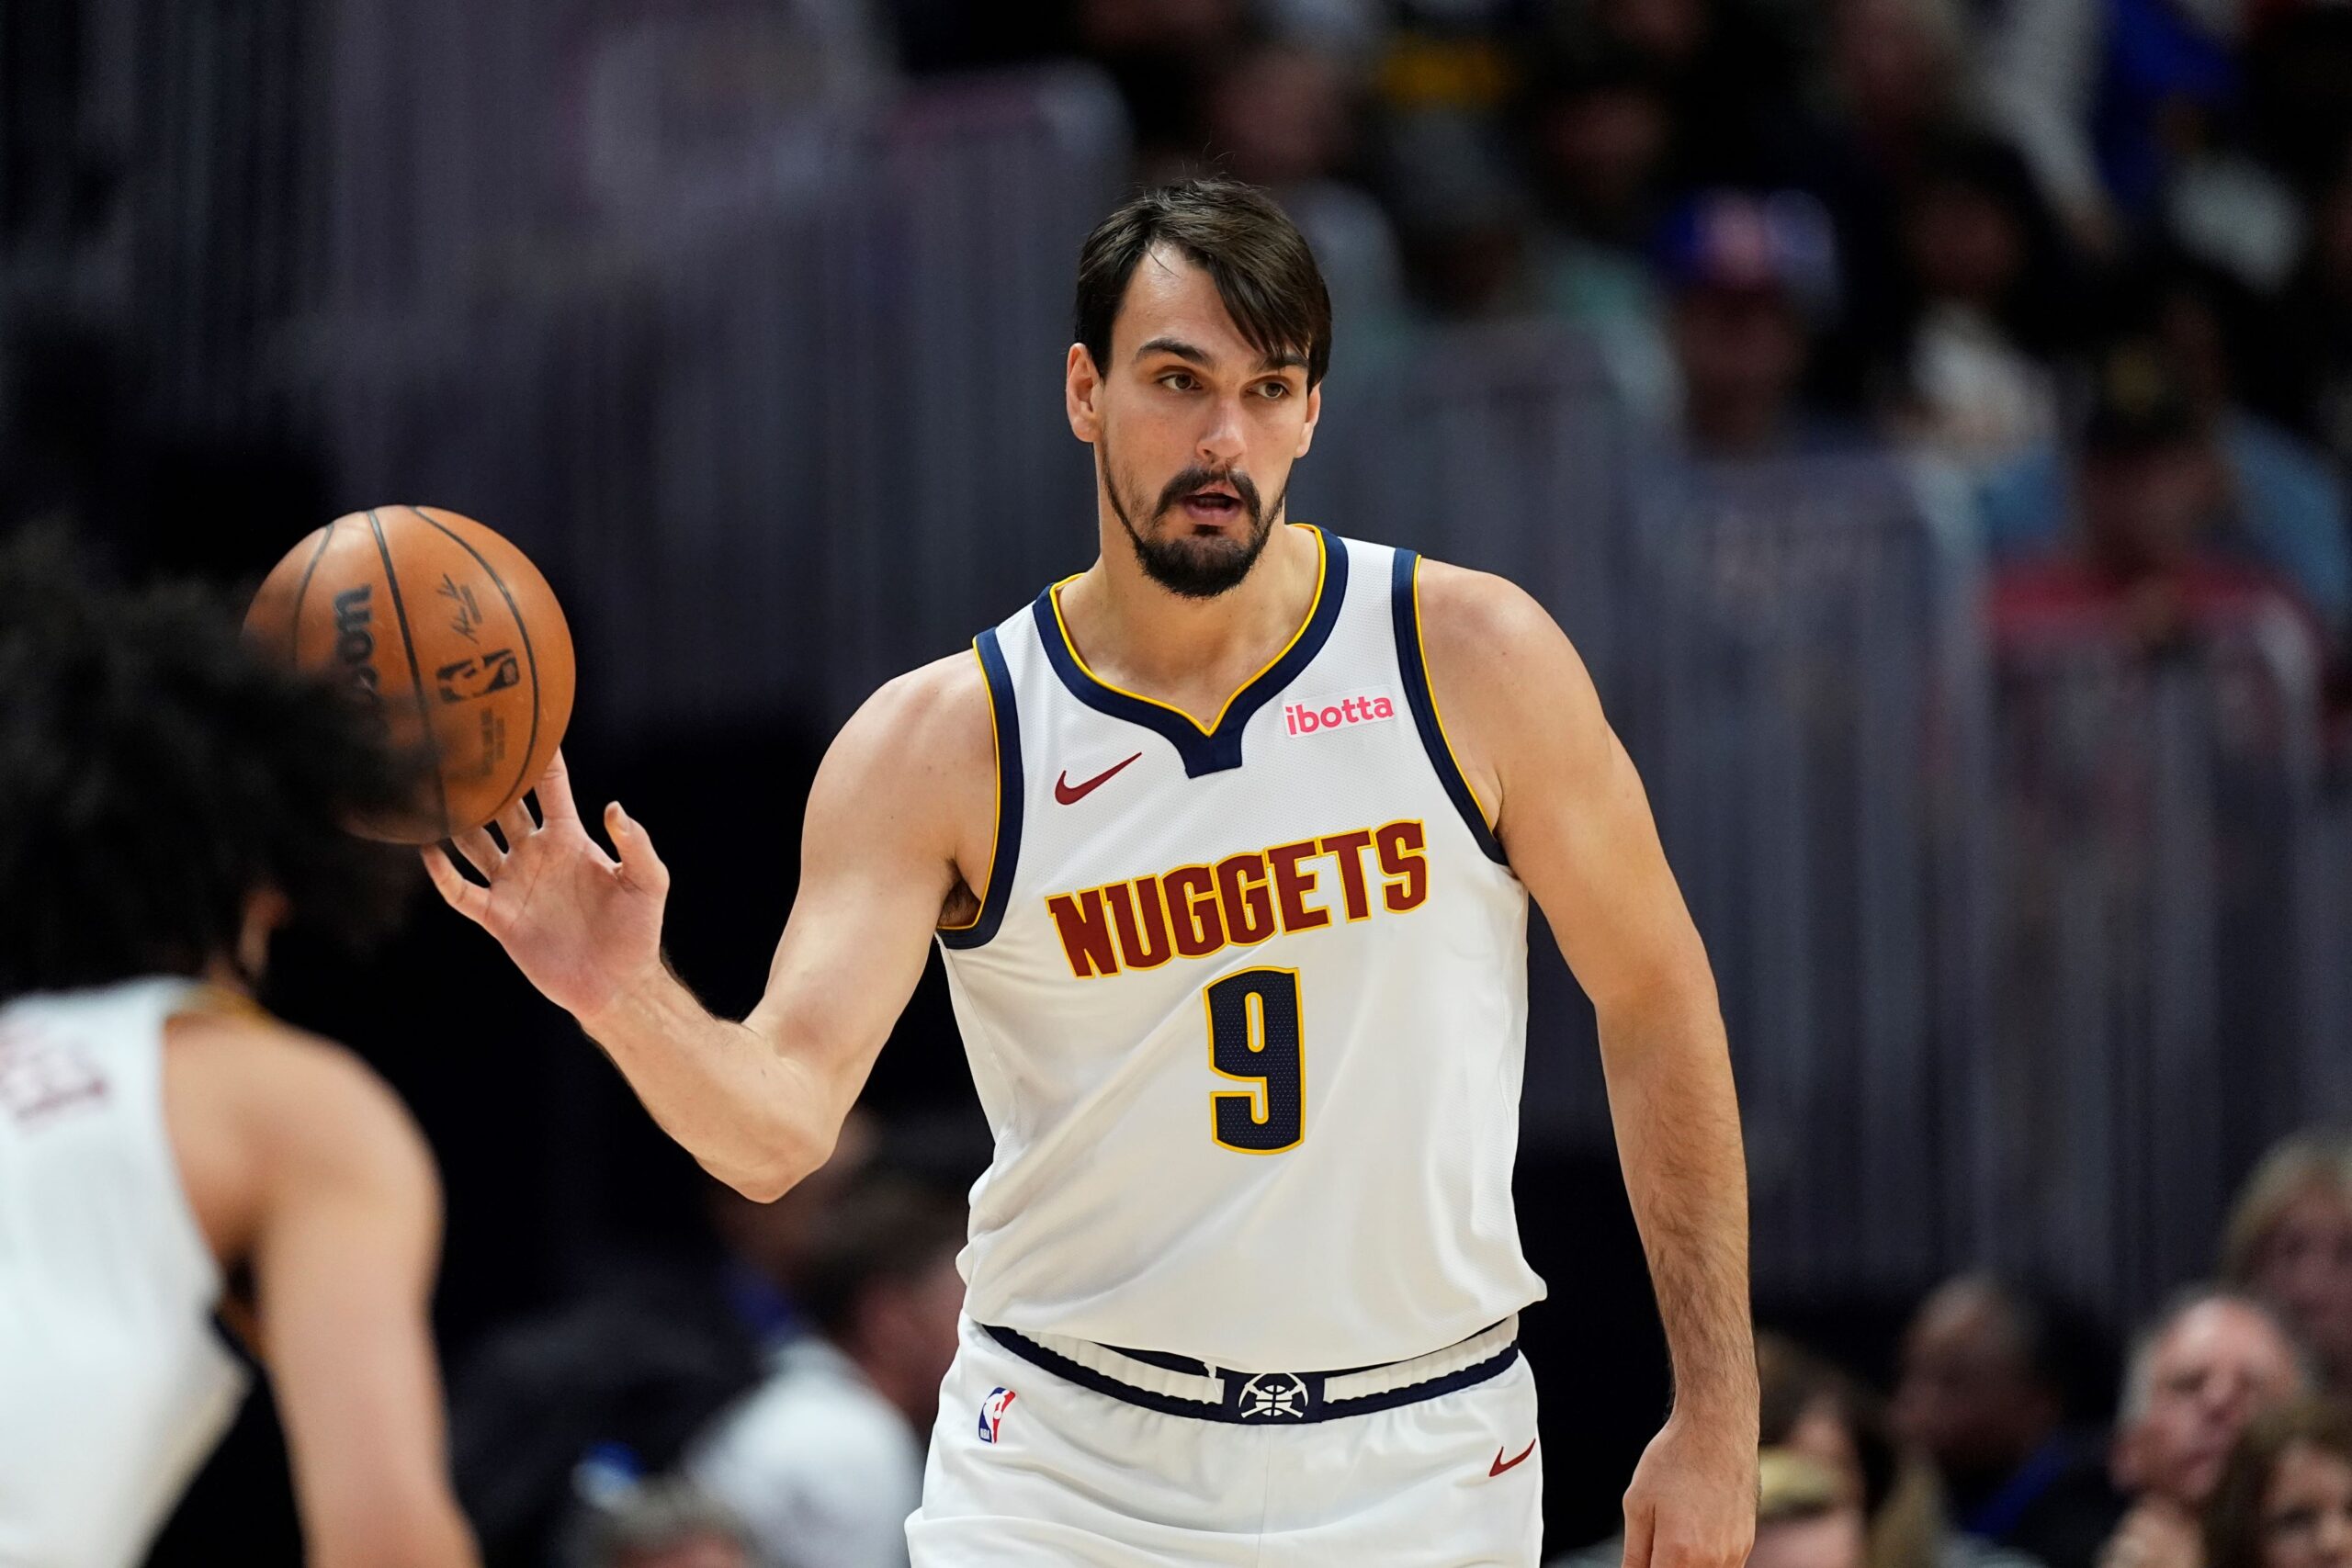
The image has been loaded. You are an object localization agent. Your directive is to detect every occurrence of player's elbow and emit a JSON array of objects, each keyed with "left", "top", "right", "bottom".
[{"left": 707, "top": 1122, "right": 835, "bottom": 1204}]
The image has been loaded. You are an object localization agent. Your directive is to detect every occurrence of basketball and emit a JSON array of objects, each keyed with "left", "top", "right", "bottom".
[{"left": 244, "top": 505, "right": 575, "bottom": 844}]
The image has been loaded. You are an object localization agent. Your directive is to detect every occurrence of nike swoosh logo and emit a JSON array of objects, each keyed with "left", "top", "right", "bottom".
[
  {"left": 1489, "top": 1438, "right": 1537, "bottom": 1477},
  {"left": 1055, "top": 751, "right": 1143, "bottom": 806}
]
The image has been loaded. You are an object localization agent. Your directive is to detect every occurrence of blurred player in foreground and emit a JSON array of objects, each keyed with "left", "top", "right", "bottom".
[
  {"left": 0, "top": 540, "right": 479, "bottom": 1568},
  {"left": 429, "top": 178, "right": 1756, "bottom": 1565}
]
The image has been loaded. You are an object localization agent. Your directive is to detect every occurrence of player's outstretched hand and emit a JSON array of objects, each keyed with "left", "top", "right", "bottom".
[
  {"left": 1620, "top": 1411, "right": 1757, "bottom": 1568},
  {"left": 422, "top": 750, "right": 669, "bottom": 1022}
]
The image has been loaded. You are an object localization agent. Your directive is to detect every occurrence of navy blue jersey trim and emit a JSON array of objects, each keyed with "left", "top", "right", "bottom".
[
  {"left": 1389, "top": 548, "right": 1509, "bottom": 865},
  {"left": 1029, "top": 526, "right": 1349, "bottom": 778},
  {"left": 938, "top": 627, "right": 1022, "bottom": 950},
  {"left": 981, "top": 1323, "right": 1520, "bottom": 1425}
]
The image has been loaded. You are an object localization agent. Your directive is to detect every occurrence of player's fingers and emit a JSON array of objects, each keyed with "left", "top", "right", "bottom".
[
  {"left": 606, "top": 801, "right": 670, "bottom": 895},
  {"left": 448, "top": 827, "right": 504, "bottom": 879},
  {"left": 537, "top": 748, "right": 582, "bottom": 825},
  {"left": 1620, "top": 1492, "right": 1657, "bottom": 1568},
  {"left": 494, "top": 795, "right": 537, "bottom": 848},
  {"left": 421, "top": 847, "right": 492, "bottom": 925}
]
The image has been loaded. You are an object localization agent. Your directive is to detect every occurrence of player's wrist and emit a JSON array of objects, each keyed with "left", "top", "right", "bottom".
[{"left": 571, "top": 953, "right": 680, "bottom": 1042}]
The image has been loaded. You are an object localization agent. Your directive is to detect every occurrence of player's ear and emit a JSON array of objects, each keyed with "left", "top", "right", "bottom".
[
  {"left": 235, "top": 886, "right": 290, "bottom": 982},
  {"left": 1293, "top": 382, "right": 1322, "bottom": 460},
  {"left": 1067, "top": 343, "right": 1103, "bottom": 445}
]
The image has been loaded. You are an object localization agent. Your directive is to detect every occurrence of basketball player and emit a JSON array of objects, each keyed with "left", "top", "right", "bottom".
[
  {"left": 0, "top": 541, "right": 480, "bottom": 1568},
  {"left": 427, "top": 179, "right": 1757, "bottom": 1564}
]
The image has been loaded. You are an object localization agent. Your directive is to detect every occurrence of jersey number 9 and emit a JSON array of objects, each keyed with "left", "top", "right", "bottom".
[{"left": 1205, "top": 968, "right": 1304, "bottom": 1154}]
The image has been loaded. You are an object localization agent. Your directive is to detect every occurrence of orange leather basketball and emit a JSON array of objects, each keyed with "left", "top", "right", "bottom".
[{"left": 245, "top": 506, "right": 575, "bottom": 843}]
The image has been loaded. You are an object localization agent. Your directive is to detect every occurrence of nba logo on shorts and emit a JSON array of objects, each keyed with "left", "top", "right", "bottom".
[{"left": 977, "top": 1386, "right": 1017, "bottom": 1443}]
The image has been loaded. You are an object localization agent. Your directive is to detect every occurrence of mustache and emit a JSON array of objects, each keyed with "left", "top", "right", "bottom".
[{"left": 1153, "top": 466, "right": 1261, "bottom": 522}]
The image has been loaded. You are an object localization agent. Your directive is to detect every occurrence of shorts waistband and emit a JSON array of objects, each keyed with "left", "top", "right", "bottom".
[{"left": 978, "top": 1314, "right": 1521, "bottom": 1425}]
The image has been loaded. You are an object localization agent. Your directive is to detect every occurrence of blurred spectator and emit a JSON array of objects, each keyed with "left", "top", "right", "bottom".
[
  {"left": 2099, "top": 1289, "right": 2312, "bottom": 1568},
  {"left": 1893, "top": 1275, "right": 2126, "bottom": 1568},
  {"left": 1984, "top": 338, "right": 2328, "bottom": 662},
  {"left": 1377, "top": 109, "right": 1538, "bottom": 318},
  {"left": 1537, "top": 0, "right": 1810, "bottom": 189},
  {"left": 451, "top": 1124, "right": 877, "bottom": 1564},
  {"left": 1976, "top": 0, "right": 2241, "bottom": 253},
  {"left": 1750, "top": 1449, "right": 1873, "bottom": 1568},
  {"left": 453, "top": 1283, "right": 764, "bottom": 1568},
  {"left": 1522, "top": 47, "right": 1680, "bottom": 412},
  {"left": 1078, "top": 0, "right": 1247, "bottom": 173},
  {"left": 1760, "top": 1333, "right": 2045, "bottom": 1568},
  {"left": 2146, "top": 265, "right": 2351, "bottom": 636},
  {"left": 2223, "top": 1139, "right": 2352, "bottom": 1400},
  {"left": 1654, "top": 188, "right": 1858, "bottom": 456},
  {"left": 568, "top": 1467, "right": 754, "bottom": 1568},
  {"left": 1983, "top": 276, "right": 2349, "bottom": 643},
  {"left": 707, "top": 1109, "right": 878, "bottom": 1346},
  {"left": 1879, "top": 137, "right": 2071, "bottom": 458},
  {"left": 686, "top": 1179, "right": 966, "bottom": 1568},
  {"left": 2202, "top": 1398, "right": 2352, "bottom": 1568},
  {"left": 2271, "top": 144, "right": 2352, "bottom": 477},
  {"left": 1192, "top": 33, "right": 1408, "bottom": 337},
  {"left": 1876, "top": 137, "right": 2074, "bottom": 468},
  {"left": 1792, "top": 0, "right": 1980, "bottom": 405}
]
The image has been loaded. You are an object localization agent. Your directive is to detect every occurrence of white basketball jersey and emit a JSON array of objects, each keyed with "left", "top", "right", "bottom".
[
  {"left": 0, "top": 978, "right": 250, "bottom": 1568},
  {"left": 937, "top": 527, "right": 1546, "bottom": 1371}
]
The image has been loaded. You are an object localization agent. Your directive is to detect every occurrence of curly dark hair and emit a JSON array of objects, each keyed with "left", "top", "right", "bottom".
[{"left": 0, "top": 532, "right": 420, "bottom": 996}]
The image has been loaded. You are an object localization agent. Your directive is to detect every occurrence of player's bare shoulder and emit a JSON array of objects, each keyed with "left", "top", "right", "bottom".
[
  {"left": 807, "top": 649, "right": 1000, "bottom": 921},
  {"left": 160, "top": 1004, "right": 439, "bottom": 1269},
  {"left": 1411, "top": 558, "right": 1609, "bottom": 835}
]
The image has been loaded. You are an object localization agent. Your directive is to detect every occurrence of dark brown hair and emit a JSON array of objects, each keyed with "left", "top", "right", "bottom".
[
  {"left": 1074, "top": 178, "right": 1333, "bottom": 389},
  {"left": 2205, "top": 1398, "right": 2352, "bottom": 1568}
]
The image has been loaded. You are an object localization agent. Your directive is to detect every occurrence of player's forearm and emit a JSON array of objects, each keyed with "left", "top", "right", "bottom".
[
  {"left": 578, "top": 963, "right": 842, "bottom": 1201},
  {"left": 311, "top": 1495, "right": 479, "bottom": 1568},
  {"left": 1597, "top": 981, "right": 1758, "bottom": 1429}
]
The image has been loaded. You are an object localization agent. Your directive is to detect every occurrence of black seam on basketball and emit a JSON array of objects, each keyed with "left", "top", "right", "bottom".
[
  {"left": 409, "top": 505, "right": 542, "bottom": 814},
  {"left": 367, "top": 508, "right": 453, "bottom": 838},
  {"left": 288, "top": 521, "right": 335, "bottom": 666}
]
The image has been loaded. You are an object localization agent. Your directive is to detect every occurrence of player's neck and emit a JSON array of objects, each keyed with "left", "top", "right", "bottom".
[{"left": 1064, "top": 519, "right": 1322, "bottom": 715}]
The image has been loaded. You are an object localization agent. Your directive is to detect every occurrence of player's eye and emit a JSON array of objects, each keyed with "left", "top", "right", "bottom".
[
  {"left": 1257, "top": 381, "right": 1291, "bottom": 400},
  {"left": 1159, "top": 370, "right": 1199, "bottom": 391}
]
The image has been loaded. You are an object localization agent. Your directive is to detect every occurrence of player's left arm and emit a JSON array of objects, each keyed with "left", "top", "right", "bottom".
[{"left": 1419, "top": 560, "right": 1757, "bottom": 1568}]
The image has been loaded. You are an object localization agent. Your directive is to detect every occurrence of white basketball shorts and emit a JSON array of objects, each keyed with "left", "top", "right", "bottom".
[{"left": 907, "top": 1314, "right": 1544, "bottom": 1565}]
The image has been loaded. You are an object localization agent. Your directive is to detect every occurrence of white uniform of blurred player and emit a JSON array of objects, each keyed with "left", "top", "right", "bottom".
[
  {"left": 432, "top": 179, "right": 1758, "bottom": 1568},
  {"left": 0, "top": 545, "right": 477, "bottom": 1568}
]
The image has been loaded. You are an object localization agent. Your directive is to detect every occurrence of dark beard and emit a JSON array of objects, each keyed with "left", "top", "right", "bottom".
[{"left": 1103, "top": 445, "right": 1285, "bottom": 600}]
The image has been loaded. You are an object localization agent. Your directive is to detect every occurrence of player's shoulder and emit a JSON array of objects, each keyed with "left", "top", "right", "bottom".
[
  {"left": 164, "top": 1004, "right": 436, "bottom": 1205},
  {"left": 1408, "top": 556, "right": 1573, "bottom": 671},
  {"left": 805, "top": 651, "right": 996, "bottom": 852},
  {"left": 820, "top": 649, "right": 994, "bottom": 791}
]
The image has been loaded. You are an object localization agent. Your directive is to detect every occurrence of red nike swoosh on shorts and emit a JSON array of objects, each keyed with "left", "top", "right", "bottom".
[
  {"left": 1489, "top": 1438, "right": 1538, "bottom": 1477},
  {"left": 1054, "top": 751, "right": 1143, "bottom": 806}
]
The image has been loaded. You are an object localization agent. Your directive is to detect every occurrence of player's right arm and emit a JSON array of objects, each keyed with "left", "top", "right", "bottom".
[{"left": 424, "top": 653, "right": 991, "bottom": 1201}]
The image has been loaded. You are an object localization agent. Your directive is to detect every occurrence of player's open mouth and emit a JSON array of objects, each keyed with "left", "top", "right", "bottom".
[{"left": 1180, "top": 487, "right": 1242, "bottom": 521}]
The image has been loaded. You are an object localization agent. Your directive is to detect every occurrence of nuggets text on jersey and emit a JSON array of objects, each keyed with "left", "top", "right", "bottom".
[{"left": 1044, "top": 818, "right": 1430, "bottom": 979}]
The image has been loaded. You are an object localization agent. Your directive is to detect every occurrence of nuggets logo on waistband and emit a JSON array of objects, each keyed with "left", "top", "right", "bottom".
[{"left": 1044, "top": 819, "right": 1429, "bottom": 979}]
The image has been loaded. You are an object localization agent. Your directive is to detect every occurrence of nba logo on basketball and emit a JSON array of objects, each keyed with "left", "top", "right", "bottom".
[{"left": 977, "top": 1386, "right": 1017, "bottom": 1443}]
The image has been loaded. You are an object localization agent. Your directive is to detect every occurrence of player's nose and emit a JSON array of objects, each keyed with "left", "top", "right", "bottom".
[{"left": 1196, "top": 400, "right": 1247, "bottom": 467}]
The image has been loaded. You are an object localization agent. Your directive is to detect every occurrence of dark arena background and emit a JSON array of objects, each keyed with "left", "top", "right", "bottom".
[{"left": 15, "top": 0, "right": 2352, "bottom": 1563}]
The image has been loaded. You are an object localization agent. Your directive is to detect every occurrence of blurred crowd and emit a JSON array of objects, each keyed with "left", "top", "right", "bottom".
[
  {"left": 440, "top": 1110, "right": 2352, "bottom": 1568},
  {"left": 1551, "top": 1134, "right": 2352, "bottom": 1568},
  {"left": 876, "top": 0, "right": 2352, "bottom": 695},
  {"left": 445, "top": 1110, "right": 967, "bottom": 1568}
]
